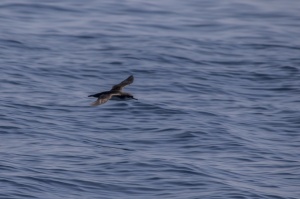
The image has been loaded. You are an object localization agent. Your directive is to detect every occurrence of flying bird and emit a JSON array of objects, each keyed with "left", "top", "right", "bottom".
[{"left": 88, "top": 75, "right": 137, "bottom": 106}]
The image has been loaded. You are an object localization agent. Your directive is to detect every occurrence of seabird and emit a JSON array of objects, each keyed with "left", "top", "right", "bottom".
[{"left": 88, "top": 75, "right": 137, "bottom": 106}]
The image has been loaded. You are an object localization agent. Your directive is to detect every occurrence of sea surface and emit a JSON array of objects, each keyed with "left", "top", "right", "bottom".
[{"left": 1, "top": 0, "right": 300, "bottom": 198}]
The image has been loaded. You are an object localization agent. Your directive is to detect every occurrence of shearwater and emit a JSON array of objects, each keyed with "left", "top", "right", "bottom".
[{"left": 88, "top": 75, "right": 137, "bottom": 106}]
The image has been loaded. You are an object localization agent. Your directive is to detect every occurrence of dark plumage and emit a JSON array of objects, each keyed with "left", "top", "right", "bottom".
[{"left": 88, "top": 75, "right": 137, "bottom": 106}]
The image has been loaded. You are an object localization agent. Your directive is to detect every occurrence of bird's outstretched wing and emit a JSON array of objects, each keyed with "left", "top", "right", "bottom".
[
  {"left": 91, "top": 94, "right": 112, "bottom": 106},
  {"left": 110, "top": 75, "right": 134, "bottom": 91}
]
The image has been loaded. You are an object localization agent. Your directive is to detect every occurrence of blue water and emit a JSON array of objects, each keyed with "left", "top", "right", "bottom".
[{"left": 1, "top": 0, "right": 300, "bottom": 198}]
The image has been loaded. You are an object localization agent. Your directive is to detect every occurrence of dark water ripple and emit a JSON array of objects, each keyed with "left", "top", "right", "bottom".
[{"left": 1, "top": 0, "right": 300, "bottom": 198}]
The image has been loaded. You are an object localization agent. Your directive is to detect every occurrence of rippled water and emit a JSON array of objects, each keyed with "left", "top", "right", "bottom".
[{"left": 1, "top": 0, "right": 300, "bottom": 198}]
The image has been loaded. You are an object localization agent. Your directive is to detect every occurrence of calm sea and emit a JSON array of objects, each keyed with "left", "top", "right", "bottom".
[{"left": 1, "top": 0, "right": 300, "bottom": 198}]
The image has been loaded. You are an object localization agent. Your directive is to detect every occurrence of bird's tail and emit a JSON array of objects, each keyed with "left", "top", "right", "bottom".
[{"left": 88, "top": 94, "right": 94, "bottom": 97}]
